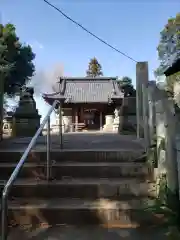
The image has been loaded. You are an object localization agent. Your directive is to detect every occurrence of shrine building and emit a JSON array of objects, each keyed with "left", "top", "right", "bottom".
[{"left": 43, "top": 77, "right": 124, "bottom": 131}]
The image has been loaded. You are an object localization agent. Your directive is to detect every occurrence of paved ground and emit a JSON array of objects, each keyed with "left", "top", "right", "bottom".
[
  {"left": 8, "top": 225, "right": 169, "bottom": 240},
  {"left": 0, "top": 132, "right": 145, "bottom": 151}
]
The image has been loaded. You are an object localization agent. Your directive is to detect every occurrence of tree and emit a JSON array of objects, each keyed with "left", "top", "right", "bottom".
[
  {"left": 0, "top": 23, "right": 35, "bottom": 96},
  {"left": 117, "top": 76, "right": 136, "bottom": 97},
  {"left": 86, "top": 57, "right": 103, "bottom": 77},
  {"left": 155, "top": 13, "right": 180, "bottom": 95},
  {"left": 166, "top": 73, "right": 180, "bottom": 95}
]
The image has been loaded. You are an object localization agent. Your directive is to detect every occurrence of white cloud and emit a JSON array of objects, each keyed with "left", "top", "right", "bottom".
[
  {"left": 30, "top": 63, "right": 64, "bottom": 96},
  {"left": 28, "top": 40, "right": 44, "bottom": 50}
]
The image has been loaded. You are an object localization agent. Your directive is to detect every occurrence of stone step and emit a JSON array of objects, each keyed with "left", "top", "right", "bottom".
[
  {"left": 0, "top": 150, "right": 146, "bottom": 163},
  {"left": 0, "top": 179, "right": 156, "bottom": 199},
  {"left": 6, "top": 224, "right": 170, "bottom": 240},
  {"left": 0, "top": 162, "right": 153, "bottom": 180},
  {"left": 4, "top": 198, "right": 160, "bottom": 228},
  {"left": 3, "top": 199, "right": 159, "bottom": 226}
]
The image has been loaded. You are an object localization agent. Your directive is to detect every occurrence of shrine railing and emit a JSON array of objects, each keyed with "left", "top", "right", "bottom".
[{"left": 1, "top": 100, "right": 61, "bottom": 240}]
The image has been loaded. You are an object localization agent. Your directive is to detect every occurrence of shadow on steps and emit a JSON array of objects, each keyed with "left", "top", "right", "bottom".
[
  {"left": 7, "top": 224, "right": 169, "bottom": 240},
  {"left": 5, "top": 196, "right": 170, "bottom": 240}
]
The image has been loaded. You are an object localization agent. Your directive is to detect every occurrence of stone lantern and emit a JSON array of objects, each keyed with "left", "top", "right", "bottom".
[{"left": 13, "top": 87, "right": 41, "bottom": 137}]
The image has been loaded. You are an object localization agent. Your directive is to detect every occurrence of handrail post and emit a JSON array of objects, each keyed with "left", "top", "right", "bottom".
[
  {"left": 59, "top": 102, "right": 63, "bottom": 149},
  {"left": 1, "top": 100, "right": 58, "bottom": 239},
  {"left": 46, "top": 116, "right": 51, "bottom": 181},
  {"left": 1, "top": 191, "right": 8, "bottom": 240}
]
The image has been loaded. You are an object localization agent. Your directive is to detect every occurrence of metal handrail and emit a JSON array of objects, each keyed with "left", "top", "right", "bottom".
[{"left": 1, "top": 100, "right": 59, "bottom": 240}]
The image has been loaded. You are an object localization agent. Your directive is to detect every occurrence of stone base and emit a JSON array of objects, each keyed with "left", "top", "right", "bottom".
[
  {"left": 113, "top": 123, "right": 120, "bottom": 133},
  {"left": 13, "top": 117, "right": 41, "bottom": 137},
  {"left": 51, "top": 124, "right": 74, "bottom": 134},
  {"left": 103, "top": 115, "right": 114, "bottom": 132},
  {"left": 64, "top": 124, "right": 74, "bottom": 133},
  {"left": 102, "top": 124, "right": 113, "bottom": 132}
]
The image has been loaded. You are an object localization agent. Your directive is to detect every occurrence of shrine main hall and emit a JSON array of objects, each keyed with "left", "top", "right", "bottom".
[{"left": 43, "top": 77, "right": 124, "bottom": 132}]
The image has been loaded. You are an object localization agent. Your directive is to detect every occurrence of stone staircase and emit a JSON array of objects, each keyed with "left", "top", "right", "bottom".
[{"left": 0, "top": 148, "right": 159, "bottom": 237}]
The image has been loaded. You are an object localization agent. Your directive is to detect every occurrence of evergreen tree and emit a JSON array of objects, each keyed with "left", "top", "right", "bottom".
[
  {"left": 117, "top": 76, "right": 136, "bottom": 97},
  {"left": 155, "top": 13, "right": 180, "bottom": 95},
  {"left": 0, "top": 23, "right": 35, "bottom": 96},
  {"left": 0, "top": 23, "right": 35, "bottom": 139},
  {"left": 86, "top": 57, "right": 103, "bottom": 77}
]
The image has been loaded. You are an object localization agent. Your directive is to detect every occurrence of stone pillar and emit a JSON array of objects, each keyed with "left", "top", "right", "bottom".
[
  {"left": 120, "top": 99, "right": 127, "bottom": 133},
  {"left": 155, "top": 99, "right": 166, "bottom": 173},
  {"left": 142, "top": 83, "right": 150, "bottom": 148},
  {"left": 175, "top": 136, "right": 180, "bottom": 199},
  {"left": 174, "top": 104, "right": 180, "bottom": 200},
  {"left": 136, "top": 62, "right": 149, "bottom": 138},
  {"left": 164, "top": 98, "right": 178, "bottom": 193},
  {"left": 124, "top": 97, "right": 136, "bottom": 132},
  {"left": 148, "top": 81, "right": 156, "bottom": 145}
]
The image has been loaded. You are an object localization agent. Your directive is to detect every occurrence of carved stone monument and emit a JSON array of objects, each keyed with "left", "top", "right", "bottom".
[
  {"left": 113, "top": 107, "right": 121, "bottom": 132},
  {"left": 114, "top": 108, "right": 120, "bottom": 123},
  {"left": 13, "top": 87, "right": 41, "bottom": 137},
  {"left": 3, "top": 111, "right": 14, "bottom": 136}
]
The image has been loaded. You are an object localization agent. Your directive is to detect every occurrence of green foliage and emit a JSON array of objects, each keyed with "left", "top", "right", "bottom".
[
  {"left": 117, "top": 76, "right": 136, "bottom": 97},
  {"left": 0, "top": 23, "right": 35, "bottom": 96},
  {"left": 146, "top": 138, "right": 180, "bottom": 237},
  {"left": 143, "top": 174, "right": 180, "bottom": 238},
  {"left": 155, "top": 13, "right": 180, "bottom": 95},
  {"left": 166, "top": 72, "right": 180, "bottom": 96},
  {"left": 86, "top": 57, "right": 103, "bottom": 77},
  {"left": 120, "top": 76, "right": 132, "bottom": 85}
]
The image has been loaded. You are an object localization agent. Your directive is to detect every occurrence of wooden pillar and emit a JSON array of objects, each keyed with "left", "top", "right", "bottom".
[
  {"left": 75, "top": 108, "right": 78, "bottom": 131},
  {"left": 80, "top": 107, "right": 83, "bottom": 122},
  {"left": 100, "top": 111, "right": 103, "bottom": 130}
]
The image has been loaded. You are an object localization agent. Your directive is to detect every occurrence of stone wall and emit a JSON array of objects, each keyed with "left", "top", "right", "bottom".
[
  {"left": 120, "top": 97, "right": 137, "bottom": 134},
  {"left": 136, "top": 61, "right": 180, "bottom": 203}
]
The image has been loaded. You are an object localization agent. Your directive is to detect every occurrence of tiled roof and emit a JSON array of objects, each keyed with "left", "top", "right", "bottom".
[{"left": 43, "top": 77, "right": 124, "bottom": 103}]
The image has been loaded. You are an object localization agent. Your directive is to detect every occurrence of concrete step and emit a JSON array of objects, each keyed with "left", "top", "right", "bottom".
[
  {"left": 0, "top": 134, "right": 145, "bottom": 151},
  {"left": 5, "top": 198, "right": 160, "bottom": 228},
  {"left": 6, "top": 225, "right": 170, "bottom": 240},
  {"left": 0, "top": 179, "right": 156, "bottom": 199},
  {"left": 0, "top": 162, "right": 153, "bottom": 180},
  {"left": 0, "top": 150, "right": 146, "bottom": 163}
]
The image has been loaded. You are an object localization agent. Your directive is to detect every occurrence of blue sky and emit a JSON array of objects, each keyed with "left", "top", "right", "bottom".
[{"left": 1, "top": 0, "right": 180, "bottom": 123}]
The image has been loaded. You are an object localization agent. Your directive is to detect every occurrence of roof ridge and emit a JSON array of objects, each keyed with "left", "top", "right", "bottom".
[
  {"left": 61, "top": 77, "right": 118, "bottom": 81},
  {"left": 43, "top": 77, "right": 124, "bottom": 104}
]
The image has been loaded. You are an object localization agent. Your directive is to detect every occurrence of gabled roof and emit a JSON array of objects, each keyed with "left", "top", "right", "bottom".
[{"left": 43, "top": 77, "right": 124, "bottom": 104}]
